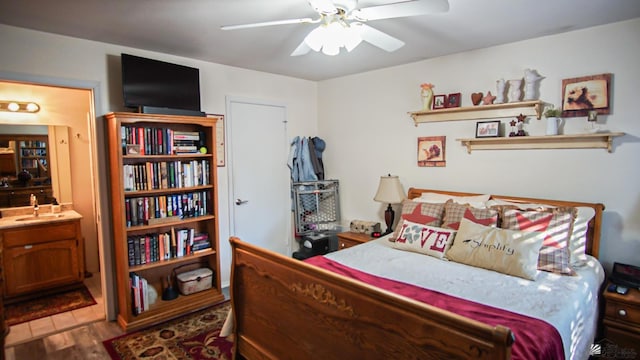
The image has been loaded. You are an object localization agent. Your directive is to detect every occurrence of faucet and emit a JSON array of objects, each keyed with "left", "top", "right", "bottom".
[{"left": 30, "top": 194, "right": 39, "bottom": 217}]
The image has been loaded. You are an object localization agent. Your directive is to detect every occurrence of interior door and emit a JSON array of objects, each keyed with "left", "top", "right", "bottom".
[{"left": 227, "top": 98, "right": 291, "bottom": 255}]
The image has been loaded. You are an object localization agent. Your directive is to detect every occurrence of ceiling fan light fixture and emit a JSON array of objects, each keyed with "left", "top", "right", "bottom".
[
  {"left": 304, "top": 25, "right": 326, "bottom": 52},
  {"left": 343, "top": 24, "right": 362, "bottom": 52}
]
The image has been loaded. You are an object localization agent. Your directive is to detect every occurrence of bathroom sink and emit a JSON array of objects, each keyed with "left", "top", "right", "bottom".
[{"left": 15, "top": 214, "right": 65, "bottom": 221}]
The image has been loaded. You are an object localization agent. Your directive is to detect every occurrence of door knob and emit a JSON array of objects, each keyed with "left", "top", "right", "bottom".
[{"left": 235, "top": 199, "right": 249, "bottom": 205}]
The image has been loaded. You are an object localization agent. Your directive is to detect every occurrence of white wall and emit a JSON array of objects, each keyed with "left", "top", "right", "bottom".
[
  {"left": 0, "top": 24, "right": 319, "bottom": 289},
  {"left": 318, "top": 18, "right": 640, "bottom": 271}
]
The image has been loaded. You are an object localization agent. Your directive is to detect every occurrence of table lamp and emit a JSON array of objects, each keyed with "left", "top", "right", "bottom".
[{"left": 373, "top": 174, "right": 406, "bottom": 235}]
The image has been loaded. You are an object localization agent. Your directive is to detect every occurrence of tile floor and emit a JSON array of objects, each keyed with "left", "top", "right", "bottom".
[{"left": 4, "top": 273, "right": 105, "bottom": 347}]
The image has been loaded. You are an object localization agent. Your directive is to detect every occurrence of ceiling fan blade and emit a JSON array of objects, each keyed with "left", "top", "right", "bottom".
[
  {"left": 291, "top": 40, "right": 312, "bottom": 57},
  {"left": 221, "top": 18, "right": 317, "bottom": 30},
  {"left": 351, "top": 0, "right": 449, "bottom": 21},
  {"left": 355, "top": 23, "right": 405, "bottom": 52}
]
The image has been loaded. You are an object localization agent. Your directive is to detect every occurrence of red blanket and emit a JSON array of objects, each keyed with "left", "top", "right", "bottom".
[{"left": 306, "top": 256, "right": 564, "bottom": 360}]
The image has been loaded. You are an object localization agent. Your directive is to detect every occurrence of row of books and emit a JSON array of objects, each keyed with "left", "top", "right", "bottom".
[
  {"left": 130, "top": 273, "right": 150, "bottom": 315},
  {"left": 123, "top": 159, "right": 210, "bottom": 191},
  {"left": 127, "top": 229, "right": 211, "bottom": 266},
  {"left": 121, "top": 126, "right": 204, "bottom": 155},
  {"left": 125, "top": 191, "right": 210, "bottom": 227}
]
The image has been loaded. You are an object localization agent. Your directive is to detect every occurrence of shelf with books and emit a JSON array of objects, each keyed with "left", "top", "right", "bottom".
[
  {"left": 128, "top": 249, "right": 215, "bottom": 273},
  {"left": 106, "top": 112, "right": 224, "bottom": 332}
]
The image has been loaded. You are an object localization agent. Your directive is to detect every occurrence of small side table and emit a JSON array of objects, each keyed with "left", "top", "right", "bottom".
[
  {"left": 337, "top": 231, "right": 373, "bottom": 251},
  {"left": 601, "top": 281, "right": 640, "bottom": 358}
]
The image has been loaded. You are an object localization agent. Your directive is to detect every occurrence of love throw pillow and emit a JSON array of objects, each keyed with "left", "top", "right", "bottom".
[
  {"left": 392, "top": 219, "right": 455, "bottom": 259},
  {"left": 390, "top": 200, "right": 445, "bottom": 242},
  {"left": 446, "top": 218, "right": 544, "bottom": 280}
]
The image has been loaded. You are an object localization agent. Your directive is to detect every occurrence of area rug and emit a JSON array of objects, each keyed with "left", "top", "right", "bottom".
[
  {"left": 103, "top": 301, "right": 233, "bottom": 360},
  {"left": 5, "top": 285, "right": 97, "bottom": 326}
]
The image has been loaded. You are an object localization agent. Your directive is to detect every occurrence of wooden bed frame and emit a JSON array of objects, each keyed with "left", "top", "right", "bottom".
[{"left": 229, "top": 188, "right": 604, "bottom": 359}]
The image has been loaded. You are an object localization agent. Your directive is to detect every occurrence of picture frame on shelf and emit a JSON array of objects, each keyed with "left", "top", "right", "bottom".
[
  {"left": 561, "top": 73, "right": 611, "bottom": 117},
  {"left": 475, "top": 120, "right": 500, "bottom": 138},
  {"left": 433, "top": 94, "right": 447, "bottom": 109},
  {"left": 446, "top": 93, "right": 461, "bottom": 108},
  {"left": 417, "top": 136, "right": 446, "bottom": 167}
]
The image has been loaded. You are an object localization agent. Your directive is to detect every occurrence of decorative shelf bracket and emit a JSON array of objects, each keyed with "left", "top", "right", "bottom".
[
  {"left": 457, "top": 132, "right": 625, "bottom": 153},
  {"left": 408, "top": 100, "right": 544, "bottom": 125}
]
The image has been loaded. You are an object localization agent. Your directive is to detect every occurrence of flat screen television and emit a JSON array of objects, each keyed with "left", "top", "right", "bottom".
[{"left": 121, "top": 53, "right": 202, "bottom": 114}]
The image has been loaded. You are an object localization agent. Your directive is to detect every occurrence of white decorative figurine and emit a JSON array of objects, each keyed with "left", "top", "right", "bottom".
[
  {"left": 495, "top": 79, "right": 506, "bottom": 104},
  {"left": 508, "top": 79, "right": 522, "bottom": 102},
  {"left": 523, "top": 69, "right": 544, "bottom": 101}
]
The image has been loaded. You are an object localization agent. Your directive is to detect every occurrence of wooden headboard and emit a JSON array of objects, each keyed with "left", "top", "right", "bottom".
[{"left": 407, "top": 188, "right": 605, "bottom": 259}]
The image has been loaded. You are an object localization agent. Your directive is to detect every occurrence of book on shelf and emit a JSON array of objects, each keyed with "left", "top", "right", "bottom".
[
  {"left": 127, "top": 230, "right": 210, "bottom": 266},
  {"left": 130, "top": 272, "right": 149, "bottom": 315},
  {"left": 121, "top": 126, "right": 205, "bottom": 156},
  {"left": 123, "top": 160, "right": 211, "bottom": 192}
]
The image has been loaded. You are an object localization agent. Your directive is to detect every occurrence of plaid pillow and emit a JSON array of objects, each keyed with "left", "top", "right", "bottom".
[
  {"left": 441, "top": 200, "right": 498, "bottom": 230},
  {"left": 390, "top": 200, "right": 445, "bottom": 242},
  {"left": 500, "top": 207, "right": 577, "bottom": 275}
]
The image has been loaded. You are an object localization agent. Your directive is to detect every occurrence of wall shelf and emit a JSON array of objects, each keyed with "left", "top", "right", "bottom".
[
  {"left": 408, "top": 100, "right": 544, "bottom": 125},
  {"left": 456, "top": 132, "right": 625, "bottom": 153}
]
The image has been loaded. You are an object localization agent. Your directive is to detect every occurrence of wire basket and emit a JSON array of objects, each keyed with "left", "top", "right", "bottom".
[{"left": 293, "top": 180, "right": 340, "bottom": 235}]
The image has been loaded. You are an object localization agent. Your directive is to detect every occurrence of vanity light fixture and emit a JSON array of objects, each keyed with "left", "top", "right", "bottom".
[{"left": 0, "top": 101, "right": 41, "bottom": 113}]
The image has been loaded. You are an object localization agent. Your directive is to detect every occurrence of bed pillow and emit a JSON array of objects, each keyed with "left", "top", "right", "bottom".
[
  {"left": 446, "top": 218, "right": 544, "bottom": 280},
  {"left": 488, "top": 200, "right": 595, "bottom": 266},
  {"left": 392, "top": 220, "right": 456, "bottom": 259},
  {"left": 441, "top": 200, "right": 499, "bottom": 230},
  {"left": 390, "top": 200, "right": 445, "bottom": 242},
  {"left": 568, "top": 206, "right": 596, "bottom": 266},
  {"left": 500, "top": 207, "right": 576, "bottom": 275},
  {"left": 416, "top": 192, "right": 490, "bottom": 208}
]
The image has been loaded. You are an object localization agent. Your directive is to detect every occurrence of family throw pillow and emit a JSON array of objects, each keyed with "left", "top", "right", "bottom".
[
  {"left": 392, "top": 219, "right": 456, "bottom": 259},
  {"left": 446, "top": 218, "right": 544, "bottom": 280},
  {"left": 500, "top": 207, "right": 576, "bottom": 275},
  {"left": 390, "top": 200, "right": 445, "bottom": 242}
]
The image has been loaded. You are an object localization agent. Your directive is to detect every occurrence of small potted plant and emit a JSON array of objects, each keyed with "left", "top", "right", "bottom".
[
  {"left": 543, "top": 105, "right": 562, "bottom": 118},
  {"left": 543, "top": 105, "right": 563, "bottom": 135}
]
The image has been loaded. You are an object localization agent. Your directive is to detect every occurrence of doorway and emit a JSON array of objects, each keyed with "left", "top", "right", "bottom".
[
  {"left": 0, "top": 74, "right": 111, "bottom": 343},
  {"left": 226, "top": 97, "right": 291, "bottom": 255}
]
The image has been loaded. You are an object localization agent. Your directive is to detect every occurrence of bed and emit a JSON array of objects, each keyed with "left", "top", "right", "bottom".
[{"left": 228, "top": 188, "right": 606, "bottom": 360}]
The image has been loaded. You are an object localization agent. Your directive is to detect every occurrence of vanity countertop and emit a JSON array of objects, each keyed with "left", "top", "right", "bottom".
[{"left": 0, "top": 205, "right": 82, "bottom": 229}]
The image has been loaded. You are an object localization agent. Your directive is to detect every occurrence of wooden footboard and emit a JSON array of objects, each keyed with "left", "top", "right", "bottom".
[{"left": 229, "top": 236, "right": 514, "bottom": 360}]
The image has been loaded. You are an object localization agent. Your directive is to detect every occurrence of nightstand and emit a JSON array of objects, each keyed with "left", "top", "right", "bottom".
[
  {"left": 337, "top": 231, "right": 373, "bottom": 250},
  {"left": 602, "top": 281, "right": 640, "bottom": 357}
]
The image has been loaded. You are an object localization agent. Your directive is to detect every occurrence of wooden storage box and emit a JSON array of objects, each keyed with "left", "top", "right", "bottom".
[{"left": 176, "top": 267, "right": 213, "bottom": 295}]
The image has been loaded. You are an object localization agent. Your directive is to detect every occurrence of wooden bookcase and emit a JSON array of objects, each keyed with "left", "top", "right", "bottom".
[
  {"left": 17, "top": 135, "right": 50, "bottom": 183},
  {"left": 105, "top": 112, "right": 224, "bottom": 332}
]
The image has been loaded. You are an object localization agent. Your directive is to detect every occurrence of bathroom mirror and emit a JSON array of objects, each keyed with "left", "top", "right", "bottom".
[{"left": 0, "top": 124, "right": 72, "bottom": 208}]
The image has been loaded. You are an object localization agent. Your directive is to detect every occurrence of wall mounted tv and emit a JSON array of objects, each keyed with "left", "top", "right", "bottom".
[{"left": 121, "top": 53, "right": 204, "bottom": 116}]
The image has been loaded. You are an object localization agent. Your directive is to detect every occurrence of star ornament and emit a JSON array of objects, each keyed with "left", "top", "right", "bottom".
[{"left": 482, "top": 91, "right": 496, "bottom": 105}]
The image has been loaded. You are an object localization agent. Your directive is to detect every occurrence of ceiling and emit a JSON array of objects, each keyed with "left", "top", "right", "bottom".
[{"left": 1, "top": 0, "right": 639, "bottom": 81}]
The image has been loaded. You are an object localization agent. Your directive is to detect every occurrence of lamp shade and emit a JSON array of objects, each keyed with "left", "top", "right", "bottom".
[{"left": 373, "top": 175, "right": 405, "bottom": 205}]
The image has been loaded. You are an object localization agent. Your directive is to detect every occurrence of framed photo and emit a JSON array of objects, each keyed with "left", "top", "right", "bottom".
[
  {"left": 417, "top": 136, "right": 446, "bottom": 167},
  {"left": 432, "top": 94, "right": 447, "bottom": 109},
  {"left": 561, "top": 73, "right": 611, "bottom": 117},
  {"left": 207, "top": 113, "right": 226, "bottom": 167},
  {"left": 446, "top": 93, "right": 461, "bottom": 108},
  {"left": 475, "top": 120, "right": 500, "bottom": 138}
]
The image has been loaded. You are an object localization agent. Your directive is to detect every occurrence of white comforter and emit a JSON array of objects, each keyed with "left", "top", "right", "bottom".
[{"left": 324, "top": 235, "right": 605, "bottom": 360}]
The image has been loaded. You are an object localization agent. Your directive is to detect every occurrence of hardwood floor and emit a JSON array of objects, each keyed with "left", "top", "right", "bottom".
[
  {"left": 3, "top": 273, "right": 121, "bottom": 359},
  {"left": 4, "top": 320, "right": 123, "bottom": 360},
  {"left": 3, "top": 286, "right": 229, "bottom": 359}
]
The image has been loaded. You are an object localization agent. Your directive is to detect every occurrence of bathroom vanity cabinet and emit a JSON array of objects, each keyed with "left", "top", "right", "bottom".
[{"left": 1, "top": 215, "right": 84, "bottom": 302}]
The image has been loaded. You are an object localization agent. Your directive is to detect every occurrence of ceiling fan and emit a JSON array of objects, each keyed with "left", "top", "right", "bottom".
[{"left": 221, "top": 0, "right": 449, "bottom": 56}]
